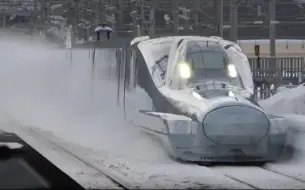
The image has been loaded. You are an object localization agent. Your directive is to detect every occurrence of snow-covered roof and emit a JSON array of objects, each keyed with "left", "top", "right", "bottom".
[{"left": 138, "top": 36, "right": 241, "bottom": 50}]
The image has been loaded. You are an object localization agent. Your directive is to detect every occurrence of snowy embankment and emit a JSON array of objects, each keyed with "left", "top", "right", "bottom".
[{"left": 260, "top": 84, "right": 305, "bottom": 151}]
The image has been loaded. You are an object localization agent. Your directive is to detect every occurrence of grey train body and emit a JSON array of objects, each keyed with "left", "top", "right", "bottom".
[{"left": 77, "top": 36, "right": 287, "bottom": 163}]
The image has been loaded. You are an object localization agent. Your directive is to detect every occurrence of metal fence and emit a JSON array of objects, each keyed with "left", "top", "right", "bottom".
[
  {"left": 249, "top": 56, "right": 305, "bottom": 99},
  {"left": 249, "top": 57, "right": 304, "bottom": 81}
]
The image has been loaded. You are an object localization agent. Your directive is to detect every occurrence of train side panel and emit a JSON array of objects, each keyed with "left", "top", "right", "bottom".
[{"left": 124, "top": 46, "right": 169, "bottom": 133}]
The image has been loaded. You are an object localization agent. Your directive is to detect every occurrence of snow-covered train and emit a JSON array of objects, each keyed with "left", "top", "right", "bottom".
[{"left": 81, "top": 35, "right": 288, "bottom": 164}]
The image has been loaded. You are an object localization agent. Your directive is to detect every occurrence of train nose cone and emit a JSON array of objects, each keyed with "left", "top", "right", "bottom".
[{"left": 203, "top": 105, "right": 270, "bottom": 145}]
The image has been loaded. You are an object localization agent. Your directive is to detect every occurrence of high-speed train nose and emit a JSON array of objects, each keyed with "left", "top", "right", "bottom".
[{"left": 203, "top": 105, "right": 270, "bottom": 145}]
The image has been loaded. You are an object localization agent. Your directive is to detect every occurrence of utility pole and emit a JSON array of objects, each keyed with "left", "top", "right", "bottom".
[
  {"left": 66, "top": 0, "right": 77, "bottom": 43},
  {"left": 130, "top": 1, "right": 138, "bottom": 37},
  {"left": 216, "top": 0, "right": 223, "bottom": 37},
  {"left": 172, "top": 0, "right": 179, "bottom": 33},
  {"left": 230, "top": 0, "right": 238, "bottom": 42},
  {"left": 3, "top": 15, "right": 6, "bottom": 28},
  {"left": 31, "top": 0, "right": 38, "bottom": 35},
  {"left": 193, "top": 0, "right": 199, "bottom": 29},
  {"left": 117, "top": 0, "right": 124, "bottom": 27},
  {"left": 149, "top": 7, "right": 155, "bottom": 36},
  {"left": 269, "top": 0, "right": 276, "bottom": 70},
  {"left": 139, "top": 3, "right": 155, "bottom": 36},
  {"left": 269, "top": 0, "right": 278, "bottom": 87},
  {"left": 41, "top": 0, "right": 48, "bottom": 34}
]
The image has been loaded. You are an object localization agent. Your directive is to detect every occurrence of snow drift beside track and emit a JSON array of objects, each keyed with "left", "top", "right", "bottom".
[
  {"left": 260, "top": 83, "right": 305, "bottom": 116},
  {"left": 260, "top": 84, "right": 305, "bottom": 153}
]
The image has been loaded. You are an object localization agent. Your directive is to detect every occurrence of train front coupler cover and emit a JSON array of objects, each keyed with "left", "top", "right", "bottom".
[{"left": 165, "top": 100, "right": 288, "bottom": 163}]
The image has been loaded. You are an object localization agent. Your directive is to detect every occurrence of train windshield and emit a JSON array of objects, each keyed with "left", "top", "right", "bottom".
[{"left": 179, "top": 41, "right": 244, "bottom": 89}]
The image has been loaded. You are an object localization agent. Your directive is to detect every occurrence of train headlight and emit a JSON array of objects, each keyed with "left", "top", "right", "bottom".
[
  {"left": 192, "top": 91, "right": 203, "bottom": 100},
  {"left": 228, "top": 64, "right": 237, "bottom": 78},
  {"left": 178, "top": 62, "right": 191, "bottom": 79},
  {"left": 228, "top": 91, "right": 235, "bottom": 97}
]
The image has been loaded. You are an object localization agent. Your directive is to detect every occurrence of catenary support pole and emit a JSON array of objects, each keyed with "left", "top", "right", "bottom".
[{"left": 230, "top": 0, "right": 238, "bottom": 42}]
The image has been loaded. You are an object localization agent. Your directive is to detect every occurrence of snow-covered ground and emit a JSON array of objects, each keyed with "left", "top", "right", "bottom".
[
  {"left": 260, "top": 84, "right": 305, "bottom": 115},
  {"left": 1, "top": 31, "right": 305, "bottom": 188}
]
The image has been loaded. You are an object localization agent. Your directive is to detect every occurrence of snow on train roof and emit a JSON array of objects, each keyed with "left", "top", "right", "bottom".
[
  {"left": 137, "top": 36, "right": 241, "bottom": 68},
  {"left": 137, "top": 36, "right": 254, "bottom": 94},
  {"left": 138, "top": 36, "right": 241, "bottom": 49},
  {"left": 137, "top": 36, "right": 243, "bottom": 68}
]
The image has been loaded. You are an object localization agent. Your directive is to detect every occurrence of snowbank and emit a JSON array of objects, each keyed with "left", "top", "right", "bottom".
[
  {"left": 260, "top": 84, "right": 305, "bottom": 152},
  {"left": 260, "top": 84, "right": 305, "bottom": 116}
]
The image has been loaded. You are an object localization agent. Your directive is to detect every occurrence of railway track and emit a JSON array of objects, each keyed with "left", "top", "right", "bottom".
[
  {"left": 0, "top": 123, "right": 124, "bottom": 189},
  {"left": 209, "top": 165, "right": 305, "bottom": 189},
  {"left": 20, "top": 127, "right": 139, "bottom": 189},
  {"left": 29, "top": 126, "right": 305, "bottom": 189},
  {"left": 205, "top": 148, "right": 305, "bottom": 189},
  {"left": 3, "top": 123, "right": 305, "bottom": 189}
]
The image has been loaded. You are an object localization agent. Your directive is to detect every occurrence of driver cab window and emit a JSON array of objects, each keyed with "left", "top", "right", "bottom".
[
  {"left": 182, "top": 41, "right": 243, "bottom": 88},
  {"left": 186, "top": 43, "right": 228, "bottom": 72}
]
